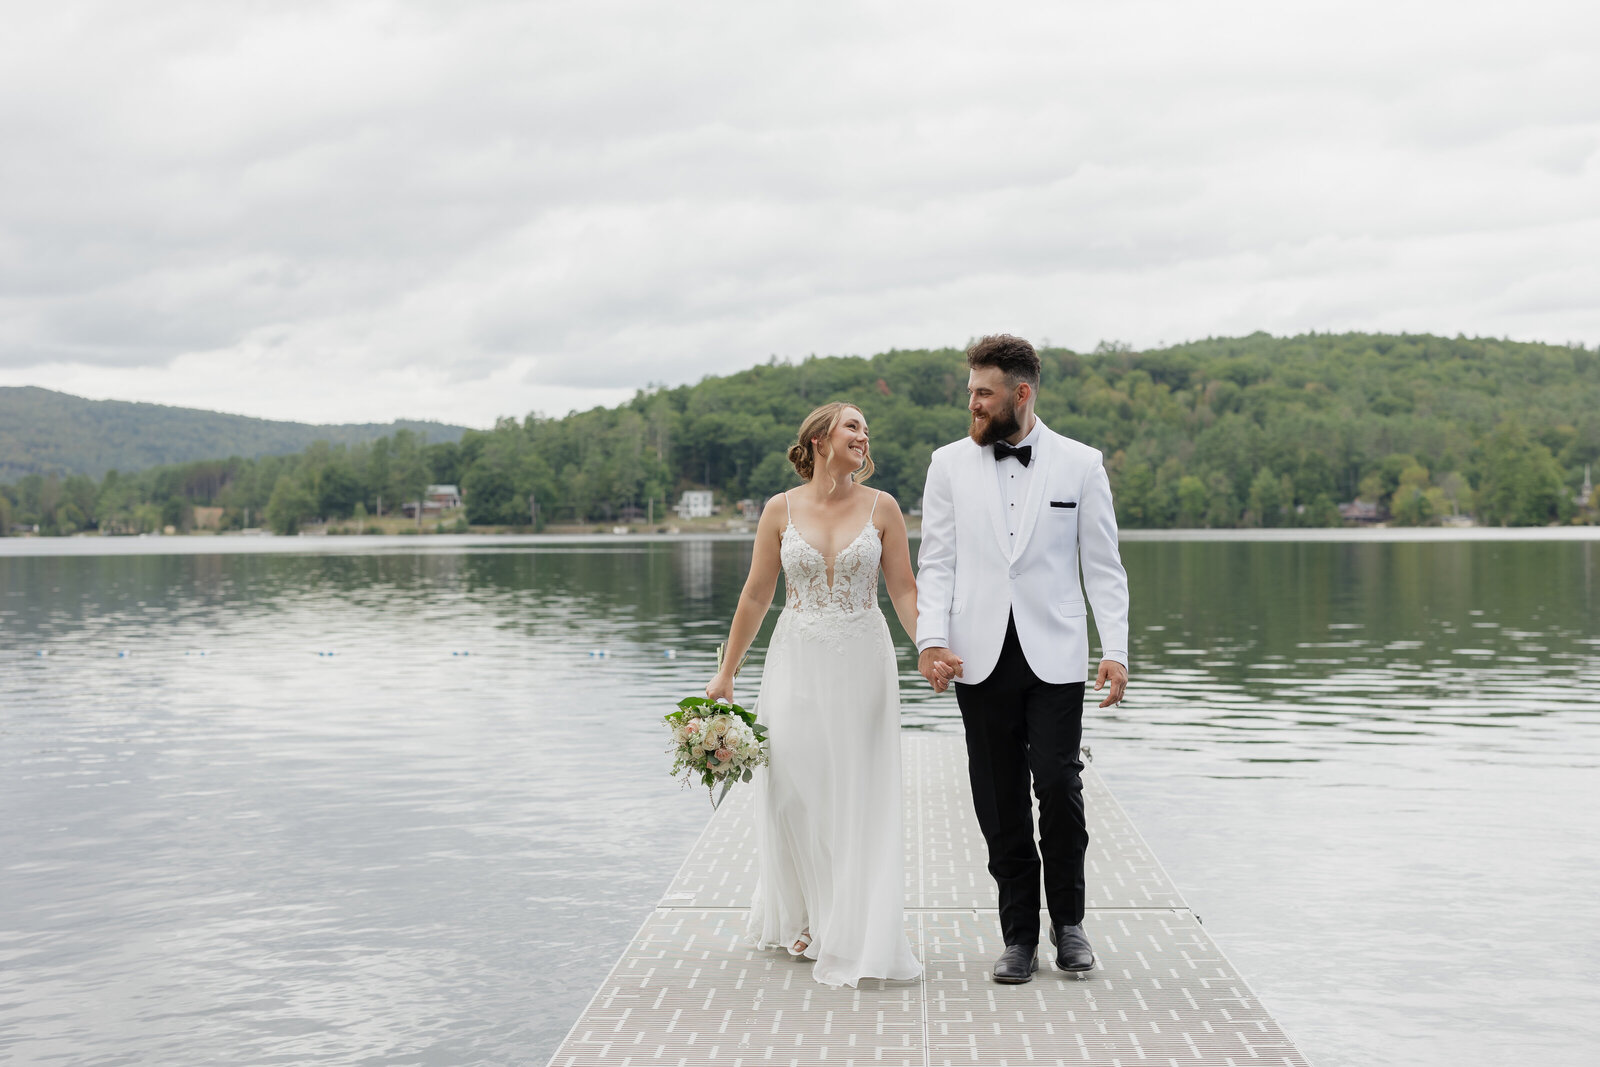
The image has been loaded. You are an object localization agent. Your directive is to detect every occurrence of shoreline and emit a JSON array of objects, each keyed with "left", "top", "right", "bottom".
[{"left": 0, "top": 524, "right": 1597, "bottom": 558}]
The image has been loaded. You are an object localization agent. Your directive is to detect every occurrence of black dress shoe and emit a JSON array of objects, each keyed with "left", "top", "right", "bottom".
[
  {"left": 1049, "top": 923, "right": 1095, "bottom": 974},
  {"left": 992, "top": 944, "right": 1038, "bottom": 984}
]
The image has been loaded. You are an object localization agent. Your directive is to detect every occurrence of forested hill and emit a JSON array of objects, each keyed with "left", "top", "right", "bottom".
[
  {"left": 448, "top": 331, "right": 1596, "bottom": 528},
  {"left": 3, "top": 332, "right": 1598, "bottom": 535},
  {"left": 0, "top": 386, "right": 472, "bottom": 481}
]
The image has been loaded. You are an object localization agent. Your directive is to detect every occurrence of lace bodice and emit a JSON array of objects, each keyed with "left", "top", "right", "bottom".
[
  {"left": 782, "top": 520, "right": 882, "bottom": 615},
  {"left": 779, "top": 490, "right": 883, "bottom": 617}
]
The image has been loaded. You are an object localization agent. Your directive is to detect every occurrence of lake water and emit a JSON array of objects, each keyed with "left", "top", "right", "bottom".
[{"left": 1, "top": 534, "right": 1597, "bottom": 1066}]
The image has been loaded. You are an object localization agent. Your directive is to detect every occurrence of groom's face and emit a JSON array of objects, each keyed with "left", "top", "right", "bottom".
[{"left": 967, "top": 366, "right": 1022, "bottom": 446}]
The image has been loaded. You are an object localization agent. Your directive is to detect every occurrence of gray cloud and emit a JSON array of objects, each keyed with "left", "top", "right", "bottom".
[{"left": 2, "top": 0, "right": 1598, "bottom": 425}]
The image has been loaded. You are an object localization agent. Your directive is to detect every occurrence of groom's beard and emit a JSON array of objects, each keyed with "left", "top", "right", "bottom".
[{"left": 969, "top": 398, "right": 1022, "bottom": 446}]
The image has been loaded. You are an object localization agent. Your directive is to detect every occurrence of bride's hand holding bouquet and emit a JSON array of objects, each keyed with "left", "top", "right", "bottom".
[
  {"left": 704, "top": 670, "right": 734, "bottom": 705},
  {"left": 664, "top": 643, "right": 767, "bottom": 804}
]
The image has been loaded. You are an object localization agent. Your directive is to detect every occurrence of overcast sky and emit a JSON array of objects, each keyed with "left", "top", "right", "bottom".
[{"left": 2, "top": 1, "right": 1597, "bottom": 428}]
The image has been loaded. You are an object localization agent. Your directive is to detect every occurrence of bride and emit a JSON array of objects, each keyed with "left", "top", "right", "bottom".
[{"left": 705, "top": 401, "right": 924, "bottom": 987}]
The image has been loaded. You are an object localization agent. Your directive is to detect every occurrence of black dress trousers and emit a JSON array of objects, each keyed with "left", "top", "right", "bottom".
[{"left": 954, "top": 612, "right": 1088, "bottom": 946}]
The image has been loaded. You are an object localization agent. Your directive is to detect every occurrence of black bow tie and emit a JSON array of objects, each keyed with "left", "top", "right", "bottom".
[{"left": 993, "top": 440, "right": 1032, "bottom": 466}]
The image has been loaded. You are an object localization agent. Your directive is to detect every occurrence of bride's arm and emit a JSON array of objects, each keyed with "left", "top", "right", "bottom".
[
  {"left": 705, "top": 498, "right": 786, "bottom": 703},
  {"left": 877, "top": 495, "right": 919, "bottom": 646}
]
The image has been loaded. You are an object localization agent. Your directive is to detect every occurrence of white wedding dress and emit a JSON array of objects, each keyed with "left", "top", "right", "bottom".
[{"left": 746, "top": 490, "right": 923, "bottom": 987}]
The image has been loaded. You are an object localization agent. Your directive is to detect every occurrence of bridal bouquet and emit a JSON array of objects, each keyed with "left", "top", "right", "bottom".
[
  {"left": 665, "top": 643, "right": 767, "bottom": 804},
  {"left": 664, "top": 697, "right": 768, "bottom": 803}
]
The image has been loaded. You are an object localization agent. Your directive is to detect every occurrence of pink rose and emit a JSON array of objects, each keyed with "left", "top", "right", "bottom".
[{"left": 715, "top": 747, "right": 732, "bottom": 762}]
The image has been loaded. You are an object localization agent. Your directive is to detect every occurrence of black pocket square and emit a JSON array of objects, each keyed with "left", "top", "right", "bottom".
[{"left": 1050, "top": 500, "right": 1077, "bottom": 509}]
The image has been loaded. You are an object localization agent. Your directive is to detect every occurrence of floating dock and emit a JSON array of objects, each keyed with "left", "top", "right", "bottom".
[{"left": 548, "top": 734, "right": 1312, "bottom": 1066}]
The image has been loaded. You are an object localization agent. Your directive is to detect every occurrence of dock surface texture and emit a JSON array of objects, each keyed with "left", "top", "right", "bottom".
[{"left": 549, "top": 735, "right": 1312, "bottom": 1067}]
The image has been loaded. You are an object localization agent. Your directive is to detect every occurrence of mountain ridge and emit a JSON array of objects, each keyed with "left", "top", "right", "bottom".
[{"left": 0, "top": 386, "right": 475, "bottom": 481}]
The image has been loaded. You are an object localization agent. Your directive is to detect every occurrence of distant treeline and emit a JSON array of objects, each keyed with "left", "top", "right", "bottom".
[
  {"left": 0, "top": 385, "right": 469, "bottom": 483},
  {"left": 3, "top": 332, "right": 1597, "bottom": 536}
]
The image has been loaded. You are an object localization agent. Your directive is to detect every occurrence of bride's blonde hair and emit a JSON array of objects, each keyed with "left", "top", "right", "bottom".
[{"left": 787, "top": 402, "right": 874, "bottom": 487}]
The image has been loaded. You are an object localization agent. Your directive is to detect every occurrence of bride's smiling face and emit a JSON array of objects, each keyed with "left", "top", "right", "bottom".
[{"left": 817, "top": 407, "right": 869, "bottom": 475}]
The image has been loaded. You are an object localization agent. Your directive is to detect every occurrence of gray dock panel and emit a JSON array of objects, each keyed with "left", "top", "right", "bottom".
[{"left": 550, "top": 734, "right": 1311, "bottom": 1067}]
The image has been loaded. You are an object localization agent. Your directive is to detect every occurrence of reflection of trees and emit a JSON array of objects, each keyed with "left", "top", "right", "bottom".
[
  {"left": 1119, "top": 540, "right": 1598, "bottom": 687},
  {"left": 5, "top": 541, "right": 1591, "bottom": 694}
]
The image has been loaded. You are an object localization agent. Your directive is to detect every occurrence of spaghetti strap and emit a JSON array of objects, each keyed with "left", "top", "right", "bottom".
[
  {"left": 783, "top": 490, "right": 792, "bottom": 522},
  {"left": 868, "top": 489, "right": 881, "bottom": 521}
]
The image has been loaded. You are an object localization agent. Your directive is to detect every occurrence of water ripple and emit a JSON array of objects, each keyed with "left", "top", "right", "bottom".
[{"left": 1, "top": 539, "right": 1597, "bottom": 1066}]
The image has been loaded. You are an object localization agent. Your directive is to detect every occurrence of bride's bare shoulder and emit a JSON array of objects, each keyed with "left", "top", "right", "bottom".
[
  {"left": 757, "top": 493, "right": 792, "bottom": 532},
  {"left": 870, "top": 488, "right": 906, "bottom": 528}
]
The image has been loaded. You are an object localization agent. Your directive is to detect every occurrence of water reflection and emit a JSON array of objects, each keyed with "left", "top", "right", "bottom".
[{"left": 1, "top": 538, "right": 1596, "bottom": 1067}]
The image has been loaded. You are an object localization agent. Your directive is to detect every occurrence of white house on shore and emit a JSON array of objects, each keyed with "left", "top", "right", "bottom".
[
  {"left": 401, "top": 484, "right": 464, "bottom": 519},
  {"left": 427, "top": 484, "right": 462, "bottom": 510},
  {"left": 676, "top": 490, "right": 714, "bottom": 519}
]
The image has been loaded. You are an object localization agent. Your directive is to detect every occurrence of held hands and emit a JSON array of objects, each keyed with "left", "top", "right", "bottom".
[
  {"left": 918, "top": 647, "right": 964, "bottom": 693},
  {"left": 705, "top": 671, "right": 735, "bottom": 705},
  {"left": 1095, "top": 659, "right": 1128, "bottom": 708}
]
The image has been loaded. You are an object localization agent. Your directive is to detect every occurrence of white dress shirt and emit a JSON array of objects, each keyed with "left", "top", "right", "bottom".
[{"left": 997, "top": 416, "right": 1042, "bottom": 543}]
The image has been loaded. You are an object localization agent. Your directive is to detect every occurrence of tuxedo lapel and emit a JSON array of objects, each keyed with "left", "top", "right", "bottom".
[
  {"left": 1008, "top": 422, "right": 1055, "bottom": 561},
  {"left": 975, "top": 442, "right": 1012, "bottom": 558}
]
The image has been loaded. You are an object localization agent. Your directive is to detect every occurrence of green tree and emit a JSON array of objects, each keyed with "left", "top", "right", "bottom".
[
  {"left": 1114, "top": 460, "right": 1158, "bottom": 528},
  {"left": 132, "top": 502, "right": 163, "bottom": 533},
  {"left": 266, "top": 475, "right": 316, "bottom": 535},
  {"left": 1246, "top": 468, "right": 1290, "bottom": 527},
  {"left": 463, "top": 452, "right": 522, "bottom": 525},
  {"left": 1204, "top": 472, "right": 1239, "bottom": 527},
  {"left": 1477, "top": 423, "right": 1569, "bottom": 526},
  {"left": 367, "top": 437, "right": 392, "bottom": 516},
  {"left": 315, "top": 458, "right": 363, "bottom": 519},
  {"left": 1175, "top": 475, "right": 1207, "bottom": 527},
  {"left": 1438, "top": 471, "right": 1473, "bottom": 518},
  {"left": 1299, "top": 494, "right": 1342, "bottom": 527},
  {"left": 1390, "top": 464, "right": 1433, "bottom": 526},
  {"left": 387, "top": 430, "right": 429, "bottom": 529},
  {"left": 426, "top": 441, "right": 463, "bottom": 486}
]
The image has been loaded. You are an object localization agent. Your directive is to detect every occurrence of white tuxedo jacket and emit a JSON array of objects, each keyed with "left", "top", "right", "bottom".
[{"left": 915, "top": 419, "right": 1130, "bottom": 685}]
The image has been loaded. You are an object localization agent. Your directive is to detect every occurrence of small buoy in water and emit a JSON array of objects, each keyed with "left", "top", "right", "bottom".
[
  {"left": 37, "top": 650, "right": 48, "bottom": 657},
  {"left": 117, "top": 650, "right": 129, "bottom": 658},
  {"left": 663, "top": 649, "right": 677, "bottom": 659},
  {"left": 589, "top": 649, "right": 610, "bottom": 658}
]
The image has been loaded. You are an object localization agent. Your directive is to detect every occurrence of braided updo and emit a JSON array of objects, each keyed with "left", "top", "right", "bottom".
[{"left": 787, "top": 402, "right": 874, "bottom": 485}]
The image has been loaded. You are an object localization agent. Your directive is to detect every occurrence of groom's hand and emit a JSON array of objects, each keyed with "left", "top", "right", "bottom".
[
  {"left": 1095, "top": 660, "right": 1128, "bottom": 707},
  {"left": 919, "top": 647, "right": 964, "bottom": 693}
]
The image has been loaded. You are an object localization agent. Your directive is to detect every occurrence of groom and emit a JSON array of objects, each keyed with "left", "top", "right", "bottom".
[{"left": 915, "top": 334, "right": 1130, "bottom": 984}]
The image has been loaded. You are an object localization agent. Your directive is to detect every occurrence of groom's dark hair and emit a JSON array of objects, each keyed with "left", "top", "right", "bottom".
[{"left": 966, "top": 334, "right": 1040, "bottom": 388}]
